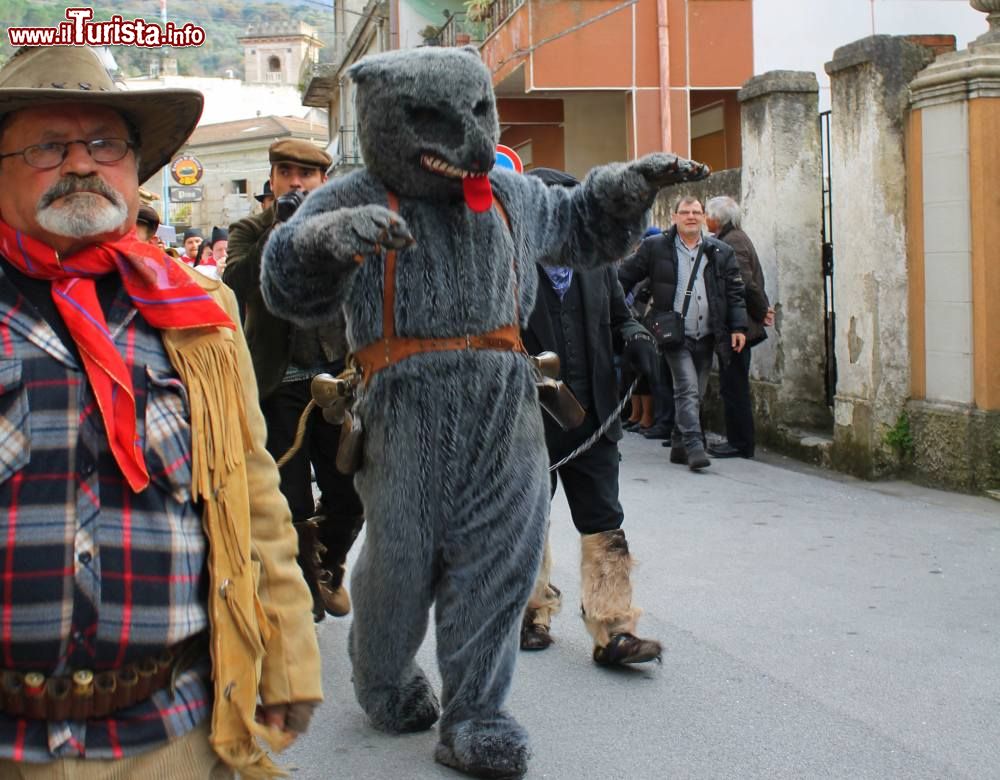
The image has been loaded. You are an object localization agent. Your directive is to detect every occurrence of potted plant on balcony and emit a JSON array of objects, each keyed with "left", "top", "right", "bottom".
[
  {"left": 420, "top": 24, "right": 441, "bottom": 46},
  {"left": 464, "top": 0, "right": 492, "bottom": 23}
]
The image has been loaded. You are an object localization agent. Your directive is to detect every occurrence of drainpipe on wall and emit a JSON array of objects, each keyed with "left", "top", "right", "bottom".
[{"left": 657, "top": 0, "right": 672, "bottom": 152}]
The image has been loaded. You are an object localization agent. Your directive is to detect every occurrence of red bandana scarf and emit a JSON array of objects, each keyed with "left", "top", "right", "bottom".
[{"left": 0, "top": 220, "right": 235, "bottom": 493}]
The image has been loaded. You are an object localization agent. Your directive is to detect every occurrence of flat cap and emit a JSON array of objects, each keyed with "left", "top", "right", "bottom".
[{"left": 269, "top": 138, "right": 332, "bottom": 170}]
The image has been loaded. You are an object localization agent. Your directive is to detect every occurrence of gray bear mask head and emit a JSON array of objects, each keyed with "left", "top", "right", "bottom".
[{"left": 347, "top": 46, "right": 500, "bottom": 207}]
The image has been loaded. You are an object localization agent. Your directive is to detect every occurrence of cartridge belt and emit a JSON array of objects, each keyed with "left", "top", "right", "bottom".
[{"left": 0, "top": 631, "right": 207, "bottom": 721}]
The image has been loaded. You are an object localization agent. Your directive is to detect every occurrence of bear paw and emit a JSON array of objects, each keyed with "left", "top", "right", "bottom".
[
  {"left": 365, "top": 673, "right": 440, "bottom": 734},
  {"left": 435, "top": 715, "right": 530, "bottom": 779}
]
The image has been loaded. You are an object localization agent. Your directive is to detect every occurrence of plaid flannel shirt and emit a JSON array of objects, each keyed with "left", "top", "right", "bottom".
[{"left": 0, "top": 264, "right": 210, "bottom": 762}]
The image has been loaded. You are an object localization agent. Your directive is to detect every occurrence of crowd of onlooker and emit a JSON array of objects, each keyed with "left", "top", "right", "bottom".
[{"left": 617, "top": 194, "right": 774, "bottom": 471}]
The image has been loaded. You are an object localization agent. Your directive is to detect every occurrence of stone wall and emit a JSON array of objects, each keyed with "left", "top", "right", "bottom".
[
  {"left": 738, "top": 71, "right": 828, "bottom": 434},
  {"left": 825, "top": 37, "right": 935, "bottom": 478}
]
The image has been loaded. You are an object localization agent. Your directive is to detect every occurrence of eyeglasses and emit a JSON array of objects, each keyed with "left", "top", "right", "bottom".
[{"left": 0, "top": 138, "right": 134, "bottom": 170}]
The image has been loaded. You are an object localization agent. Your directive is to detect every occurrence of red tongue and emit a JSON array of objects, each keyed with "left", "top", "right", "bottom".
[{"left": 463, "top": 175, "right": 493, "bottom": 213}]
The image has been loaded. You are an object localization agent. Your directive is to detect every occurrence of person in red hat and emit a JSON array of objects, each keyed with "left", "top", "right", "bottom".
[{"left": 0, "top": 45, "right": 321, "bottom": 778}]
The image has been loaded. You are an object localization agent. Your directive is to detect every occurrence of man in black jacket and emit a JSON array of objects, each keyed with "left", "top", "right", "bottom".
[
  {"left": 519, "top": 168, "right": 662, "bottom": 667},
  {"left": 619, "top": 195, "right": 748, "bottom": 470},
  {"left": 706, "top": 196, "right": 774, "bottom": 459}
]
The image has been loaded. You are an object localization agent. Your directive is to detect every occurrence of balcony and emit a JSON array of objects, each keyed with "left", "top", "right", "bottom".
[
  {"left": 437, "top": 12, "right": 487, "bottom": 48},
  {"left": 475, "top": 0, "right": 524, "bottom": 39},
  {"left": 333, "top": 126, "right": 363, "bottom": 169}
]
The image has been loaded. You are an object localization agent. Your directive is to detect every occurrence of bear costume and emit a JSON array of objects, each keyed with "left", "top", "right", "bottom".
[{"left": 261, "top": 46, "right": 707, "bottom": 780}]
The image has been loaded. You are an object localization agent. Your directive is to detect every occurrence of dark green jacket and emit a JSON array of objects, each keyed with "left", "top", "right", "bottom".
[{"left": 224, "top": 206, "right": 290, "bottom": 399}]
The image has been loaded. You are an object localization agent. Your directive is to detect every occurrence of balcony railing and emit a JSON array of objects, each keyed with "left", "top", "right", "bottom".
[
  {"left": 334, "top": 126, "right": 363, "bottom": 168},
  {"left": 438, "top": 12, "right": 487, "bottom": 47},
  {"left": 477, "top": 0, "right": 523, "bottom": 38}
]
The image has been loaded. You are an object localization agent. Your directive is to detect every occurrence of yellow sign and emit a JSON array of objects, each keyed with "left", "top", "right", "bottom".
[{"left": 170, "top": 155, "right": 203, "bottom": 186}]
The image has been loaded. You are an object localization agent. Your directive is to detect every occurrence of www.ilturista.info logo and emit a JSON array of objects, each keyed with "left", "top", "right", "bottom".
[{"left": 7, "top": 7, "right": 206, "bottom": 48}]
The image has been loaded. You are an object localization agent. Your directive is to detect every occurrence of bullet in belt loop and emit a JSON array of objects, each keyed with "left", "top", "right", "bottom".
[
  {"left": 45, "top": 677, "right": 72, "bottom": 721},
  {"left": 71, "top": 670, "right": 94, "bottom": 721},
  {"left": 2, "top": 671, "right": 25, "bottom": 716},
  {"left": 24, "top": 672, "right": 46, "bottom": 719},
  {"left": 136, "top": 658, "right": 157, "bottom": 700},
  {"left": 93, "top": 671, "right": 116, "bottom": 717},
  {"left": 116, "top": 666, "right": 138, "bottom": 710},
  {"left": 154, "top": 648, "right": 174, "bottom": 692}
]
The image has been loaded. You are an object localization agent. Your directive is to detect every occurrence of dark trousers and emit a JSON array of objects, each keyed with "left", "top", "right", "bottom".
[
  {"left": 718, "top": 345, "right": 755, "bottom": 456},
  {"left": 261, "top": 379, "right": 363, "bottom": 523},
  {"left": 663, "top": 336, "right": 715, "bottom": 450},
  {"left": 548, "top": 412, "right": 624, "bottom": 535},
  {"left": 650, "top": 352, "right": 675, "bottom": 429}
]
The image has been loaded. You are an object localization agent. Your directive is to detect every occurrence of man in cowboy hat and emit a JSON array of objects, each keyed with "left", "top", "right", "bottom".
[
  {"left": 0, "top": 46, "right": 321, "bottom": 778},
  {"left": 135, "top": 203, "right": 160, "bottom": 243},
  {"left": 255, "top": 179, "right": 274, "bottom": 211},
  {"left": 225, "top": 138, "right": 365, "bottom": 624}
]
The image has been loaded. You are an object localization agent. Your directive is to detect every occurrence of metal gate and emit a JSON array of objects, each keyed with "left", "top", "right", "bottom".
[{"left": 820, "top": 110, "right": 837, "bottom": 408}]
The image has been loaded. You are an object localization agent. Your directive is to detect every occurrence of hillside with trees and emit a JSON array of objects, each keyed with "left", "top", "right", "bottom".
[{"left": 0, "top": 0, "right": 336, "bottom": 77}]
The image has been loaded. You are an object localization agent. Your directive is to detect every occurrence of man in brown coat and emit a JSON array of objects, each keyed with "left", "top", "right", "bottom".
[
  {"left": 225, "top": 139, "right": 364, "bottom": 622},
  {"left": 705, "top": 196, "right": 774, "bottom": 459},
  {"left": 0, "top": 45, "right": 320, "bottom": 778}
]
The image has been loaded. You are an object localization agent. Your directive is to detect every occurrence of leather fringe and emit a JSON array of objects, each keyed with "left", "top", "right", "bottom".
[{"left": 164, "top": 328, "right": 283, "bottom": 778}]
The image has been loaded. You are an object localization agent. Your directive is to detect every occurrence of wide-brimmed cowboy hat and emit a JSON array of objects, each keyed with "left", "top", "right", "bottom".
[{"left": 0, "top": 46, "right": 203, "bottom": 183}]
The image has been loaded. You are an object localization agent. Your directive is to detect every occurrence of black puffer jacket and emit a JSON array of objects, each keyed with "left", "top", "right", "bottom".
[{"left": 618, "top": 225, "right": 747, "bottom": 362}]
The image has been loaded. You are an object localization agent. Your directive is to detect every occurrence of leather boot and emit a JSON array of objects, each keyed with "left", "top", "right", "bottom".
[
  {"left": 316, "top": 513, "right": 364, "bottom": 618},
  {"left": 521, "top": 535, "right": 561, "bottom": 651}
]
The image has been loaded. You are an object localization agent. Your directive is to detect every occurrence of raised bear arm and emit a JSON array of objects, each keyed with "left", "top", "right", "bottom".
[
  {"left": 261, "top": 193, "right": 413, "bottom": 329},
  {"left": 499, "top": 153, "right": 707, "bottom": 273}
]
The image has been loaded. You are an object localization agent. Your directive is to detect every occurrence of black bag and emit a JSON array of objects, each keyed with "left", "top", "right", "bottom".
[
  {"left": 642, "top": 309, "right": 685, "bottom": 348},
  {"left": 642, "top": 244, "right": 705, "bottom": 349}
]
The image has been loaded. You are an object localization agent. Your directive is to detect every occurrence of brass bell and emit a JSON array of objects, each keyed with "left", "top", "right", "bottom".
[{"left": 531, "top": 351, "right": 561, "bottom": 379}]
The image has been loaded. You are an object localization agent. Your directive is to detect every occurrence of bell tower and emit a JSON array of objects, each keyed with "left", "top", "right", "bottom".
[{"left": 238, "top": 22, "right": 323, "bottom": 86}]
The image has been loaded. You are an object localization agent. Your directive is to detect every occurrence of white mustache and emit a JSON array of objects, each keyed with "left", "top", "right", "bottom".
[{"left": 40, "top": 175, "right": 125, "bottom": 210}]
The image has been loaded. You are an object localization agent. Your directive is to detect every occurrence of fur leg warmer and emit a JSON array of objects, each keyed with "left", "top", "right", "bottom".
[
  {"left": 580, "top": 529, "right": 642, "bottom": 647},
  {"left": 524, "top": 536, "right": 561, "bottom": 628}
]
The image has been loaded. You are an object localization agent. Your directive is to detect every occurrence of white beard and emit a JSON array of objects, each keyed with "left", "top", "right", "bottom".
[{"left": 36, "top": 191, "right": 128, "bottom": 239}]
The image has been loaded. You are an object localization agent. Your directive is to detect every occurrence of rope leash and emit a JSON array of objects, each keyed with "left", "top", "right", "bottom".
[
  {"left": 548, "top": 378, "right": 638, "bottom": 472},
  {"left": 276, "top": 399, "right": 317, "bottom": 468},
  {"left": 278, "top": 379, "right": 640, "bottom": 473}
]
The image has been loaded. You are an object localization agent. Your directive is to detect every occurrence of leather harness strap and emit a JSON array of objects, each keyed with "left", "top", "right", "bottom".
[{"left": 353, "top": 190, "right": 526, "bottom": 383}]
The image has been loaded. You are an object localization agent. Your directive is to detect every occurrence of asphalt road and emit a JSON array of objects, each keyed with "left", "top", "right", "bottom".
[{"left": 282, "top": 434, "right": 1000, "bottom": 780}]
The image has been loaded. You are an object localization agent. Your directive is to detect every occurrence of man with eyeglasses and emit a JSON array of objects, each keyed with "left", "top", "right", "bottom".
[
  {"left": 619, "top": 195, "right": 748, "bottom": 471},
  {"left": 0, "top": 46, "right": 321, "bottom": 778}
]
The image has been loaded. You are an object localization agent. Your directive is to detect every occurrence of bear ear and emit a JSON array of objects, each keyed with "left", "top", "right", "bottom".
[{"left": 347, "top": 58, "right": 379, "bottom": 84}]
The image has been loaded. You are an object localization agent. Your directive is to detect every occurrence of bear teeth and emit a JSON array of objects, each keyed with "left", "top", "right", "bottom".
[{"left": 421, "top": 154, "right": 476, "bottom": 180}]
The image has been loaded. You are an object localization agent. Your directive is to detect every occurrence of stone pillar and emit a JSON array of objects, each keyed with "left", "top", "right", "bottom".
[
  {"left": 824, "top": 37, "right": 935, "bottom": 478},
  {"left": 905, "top": 20, "right": 1000, "bottom": 492},
  {"left": 737, "top": 71, "right": 829, "bottom": 438}
]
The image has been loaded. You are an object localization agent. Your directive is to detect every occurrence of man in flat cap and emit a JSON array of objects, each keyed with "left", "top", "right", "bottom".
[
  {"left": 0, "top": 46, "right": 321, "bottom": 778},
  {"left": 225, "top": 138, "right": 364, "bottom": 623}
]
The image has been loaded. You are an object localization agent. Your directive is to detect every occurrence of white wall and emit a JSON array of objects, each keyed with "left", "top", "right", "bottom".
[
  {"left": 753, "top": 0, "right": 987, "bottom": 109},
  {"left": 562, "top": 92, "right": 628, "bottom": 180}
]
